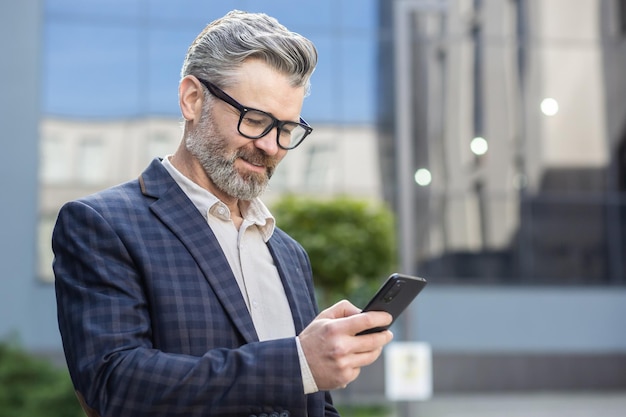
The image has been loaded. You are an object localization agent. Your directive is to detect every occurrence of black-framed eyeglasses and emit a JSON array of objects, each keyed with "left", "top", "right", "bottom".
[{"left": 197, "top": 77, "right": 313, "bottom": 150}]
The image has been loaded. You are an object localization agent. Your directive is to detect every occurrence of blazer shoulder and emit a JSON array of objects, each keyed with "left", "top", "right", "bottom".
[
  {"left": 67, "top": 158, "right": 172, "bottom": 212},
  {"left": 70, "top": 178, "right": 143, "bottom": 212}
]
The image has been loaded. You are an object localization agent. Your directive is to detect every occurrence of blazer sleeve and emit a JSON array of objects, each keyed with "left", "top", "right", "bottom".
[{"left": 53, "top": 199, "right": 313, "bottom": 417}]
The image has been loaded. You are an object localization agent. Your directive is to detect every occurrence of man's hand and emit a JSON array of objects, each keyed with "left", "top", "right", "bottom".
[{"left": 298, "top": 300, "right": 394, "bottom": 390}]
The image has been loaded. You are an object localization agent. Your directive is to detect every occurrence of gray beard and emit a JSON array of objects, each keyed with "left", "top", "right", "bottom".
[{"left": 185, "top": 110, "right": 275, "bottom": 201}]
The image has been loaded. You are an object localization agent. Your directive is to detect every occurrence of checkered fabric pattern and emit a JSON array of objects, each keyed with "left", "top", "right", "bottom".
[{"left": 53, "top": 158, "right": 339, "bottom": 417}]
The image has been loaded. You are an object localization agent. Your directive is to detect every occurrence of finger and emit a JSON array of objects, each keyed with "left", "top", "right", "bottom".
[
  {"left": 318, "top": 299, "right": 361, "bottom": 320},
  {"left": 352, "top": 347, "right": 384, "bottom": 367},
  {"left": 351, "top": 329, "right": 394, "bottom": 354},
  {"left": 332, "top": 367, "right": 361, "bottom": 390},
  {"left": 345, "top": 310, "right": 393, "bottom": 335},
  {"left": 336, "top": 346, "right": 386, "bottom": 377}
]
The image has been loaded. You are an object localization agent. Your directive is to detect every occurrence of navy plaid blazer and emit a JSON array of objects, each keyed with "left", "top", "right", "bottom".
[{"left": 53, "top": 158, "right": 340, "bottom": 417}]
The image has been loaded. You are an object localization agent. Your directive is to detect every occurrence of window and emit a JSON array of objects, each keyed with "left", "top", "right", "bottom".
[
  {"left": 40, "top": 134, "right": 70, "bottom": 184},
  {"left": 304, "top": 143, "right": 336, "bottom": 189},
  {"left": 78, "top": 136, "right": 107, "bottom": 185}
]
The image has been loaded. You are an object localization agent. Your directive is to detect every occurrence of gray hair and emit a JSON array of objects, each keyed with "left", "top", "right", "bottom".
[{"left": 181, "top": 10, "right": 318, "bottom": 95}]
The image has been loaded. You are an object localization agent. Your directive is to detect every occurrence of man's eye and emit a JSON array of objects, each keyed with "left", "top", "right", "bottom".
[{"left": 242, "top": 116, "right": 266, "bottom": 127}]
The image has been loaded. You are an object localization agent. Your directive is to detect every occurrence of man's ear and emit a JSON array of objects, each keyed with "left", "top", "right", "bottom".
[{"left": 179, "top": 75, "right": 204, "bottom": 122}]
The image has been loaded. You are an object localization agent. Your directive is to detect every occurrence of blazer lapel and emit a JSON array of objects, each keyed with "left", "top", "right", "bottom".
[
  {"left": 267, "top": 236, "right": 316, "bottom": 334},
  {"left": 139, "top": 159, "right": 259, "bottom": 343}
]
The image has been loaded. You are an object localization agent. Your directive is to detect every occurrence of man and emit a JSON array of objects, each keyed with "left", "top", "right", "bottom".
[{"left": 53, "top": 10, "right": 393, "bottom": 417}]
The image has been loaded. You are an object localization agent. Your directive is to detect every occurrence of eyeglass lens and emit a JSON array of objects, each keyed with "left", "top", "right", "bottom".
[{"left": 239, "top": 109, "right": 307, "bottom": 149}]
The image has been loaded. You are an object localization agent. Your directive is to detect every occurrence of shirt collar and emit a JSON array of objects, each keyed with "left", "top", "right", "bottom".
[{"left": 161, "top": 156, "right": 276, "bottom": 242}]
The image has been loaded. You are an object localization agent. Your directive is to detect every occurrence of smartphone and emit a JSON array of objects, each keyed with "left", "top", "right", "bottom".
[{"left": 356, "top": 273, "right": 427, "bottom": 335}]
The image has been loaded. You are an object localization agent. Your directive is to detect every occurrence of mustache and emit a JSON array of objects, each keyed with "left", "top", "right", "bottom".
[{"left": 235, "top": 147, "right": 279, "bottom": 171}]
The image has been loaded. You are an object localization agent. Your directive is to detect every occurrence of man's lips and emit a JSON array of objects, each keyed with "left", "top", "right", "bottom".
[{"left": 238, "top": 157, "right": 267, "bottom": 173}]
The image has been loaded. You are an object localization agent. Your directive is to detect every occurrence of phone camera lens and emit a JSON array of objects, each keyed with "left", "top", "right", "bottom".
[{"left": 383, "top": 280, "right": 404, "bottom": 303}]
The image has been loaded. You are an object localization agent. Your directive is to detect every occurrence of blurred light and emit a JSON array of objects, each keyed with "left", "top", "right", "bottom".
[
  {"left": 470, "top": 136, "right": 488, "bottom": 156},
  {"left": 414, "top": 168, "right": 432, "bottom": 186},
  {"left": 541, "top": 97, "right": 559, "bottom": 116}
]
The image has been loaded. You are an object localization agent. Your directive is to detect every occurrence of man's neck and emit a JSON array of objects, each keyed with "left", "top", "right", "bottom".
[{"left": 168, "top": 152, "right": 245, "bottom": 227}]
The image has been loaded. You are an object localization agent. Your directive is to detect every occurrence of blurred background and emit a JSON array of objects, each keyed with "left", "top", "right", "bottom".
[{"left": 2, "top": 0, "right": 626, "bottom": 416}]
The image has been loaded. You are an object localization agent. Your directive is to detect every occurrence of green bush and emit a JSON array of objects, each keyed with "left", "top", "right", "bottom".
[
  {"left": 272, "top": 195, "right": 397, "bottom": 307},
  {"left": 0, "top": 342, "right": 83, "bottom": 417}
]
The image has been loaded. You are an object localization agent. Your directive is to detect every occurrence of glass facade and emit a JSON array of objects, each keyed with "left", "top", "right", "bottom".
[
  {"left": 42, "top": 0, "right": 378, "bottom": 121},
  {"left": 377, "top": 0, "right": 626, "bottom": 286}
]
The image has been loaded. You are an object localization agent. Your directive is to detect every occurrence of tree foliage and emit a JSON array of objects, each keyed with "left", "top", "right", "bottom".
[
  {"left": 272, "top": 195, "right": 397, "bottom": 307},
  {"left": 0, "top": 342, "right": 83, "bottom": 417}
]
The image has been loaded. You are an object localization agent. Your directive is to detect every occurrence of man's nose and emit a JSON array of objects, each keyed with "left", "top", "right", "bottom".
[{"left": 253, "top": 128, "right": 280, "bottom": 155}]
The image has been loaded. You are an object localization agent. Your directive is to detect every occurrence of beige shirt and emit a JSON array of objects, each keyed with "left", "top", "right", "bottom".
[{"left": 161, "top": 157, "right": 318, "bottom": 394}]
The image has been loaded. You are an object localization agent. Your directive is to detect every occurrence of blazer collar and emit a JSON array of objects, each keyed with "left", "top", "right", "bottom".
[{"left": 139, "top": 158, "right": 259, "bottom": 343}]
